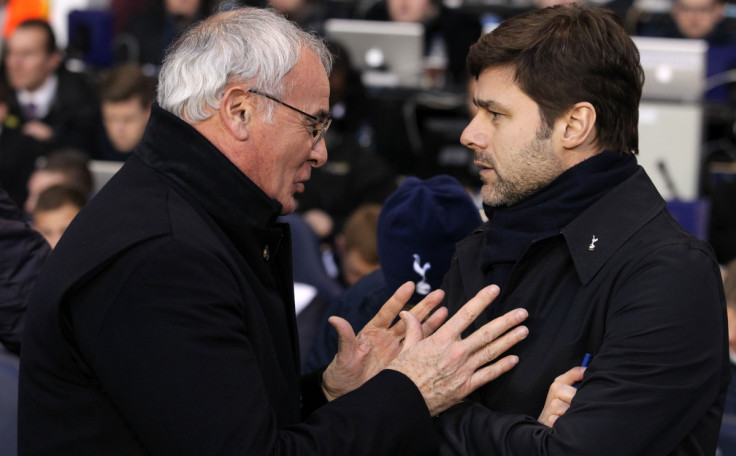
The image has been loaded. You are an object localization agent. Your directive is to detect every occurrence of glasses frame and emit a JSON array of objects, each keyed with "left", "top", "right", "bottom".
[{"left": 248, "top": 89, "right": 332, "bottom": 148}]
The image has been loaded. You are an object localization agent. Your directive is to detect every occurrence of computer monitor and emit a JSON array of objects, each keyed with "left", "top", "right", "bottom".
[
  {"left": 324, "top": 19, "right": 424, "bottom": 88},
  {"left": 632, "top": 36, "right": 708, "bottom": 102}
]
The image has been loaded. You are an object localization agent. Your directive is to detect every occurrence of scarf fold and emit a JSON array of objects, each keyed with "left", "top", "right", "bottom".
[{"left": 480, "top": 151, "right": 638, "bottom": 289}]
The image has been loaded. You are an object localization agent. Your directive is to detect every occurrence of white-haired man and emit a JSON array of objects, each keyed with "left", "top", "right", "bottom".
[{"left": 18, "top": 7, "right": 535, "bottom": 455}]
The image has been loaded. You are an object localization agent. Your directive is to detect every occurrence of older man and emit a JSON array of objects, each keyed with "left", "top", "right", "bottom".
[{"left": 18, "top": 7, "right": 531, "bottom": 455}]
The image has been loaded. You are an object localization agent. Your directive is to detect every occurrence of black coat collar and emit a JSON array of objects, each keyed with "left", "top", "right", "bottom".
[{"left": 135, "top": 105, "right": 285, "bottom": 256}]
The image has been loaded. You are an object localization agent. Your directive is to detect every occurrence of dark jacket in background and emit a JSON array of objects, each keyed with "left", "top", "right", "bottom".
[
  {"left": 438, "top": 168, "right": 729, "bottom": 455},
  {"left": 0, "top": 183, "right": 49, "bottom": 353},
  {"left": 18, "top": 105, "right": 437, "bottom": 455},
  {"left": 7, "top": 69, "right": 101, "bottom": 156}
]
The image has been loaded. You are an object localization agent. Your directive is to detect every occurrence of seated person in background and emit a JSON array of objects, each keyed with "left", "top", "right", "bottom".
[
  {"left": 24, "top": 149, "right": 92, "bottom": 214},
  {"left": 297, "top": 40, "right": 398, "bottom": 244},
  {"left": 268, "top": 0, "right": 326, "bottom": 34},
  {"left": 0, "top": 77, "right": 46, "bottom": 207},
  {"left": 305, "top": 174, "right": 482, "bottom": 372},
  {"left": 31, "top": 184, "right": 87, "bottom": 249},
  {"left": 94, "top": 63, "right": 155, "bottom": 161},
  {"left": 0, "top": 181, "right": 49, "bottom": 354},
  {"left": 3, "top": 19, "right": 100, "bottom": 155},
  {"left": 335, "top": 203, "right": 382, "bottom": 286},
  {"left": 117, "top": 0, "right": 214, "bottom": 71},
  {"left": 638, "top": 0, "right": 736, "bottom": 45},
  {"left": 364, "top": 0, "right": 482, "bottom": 90}
]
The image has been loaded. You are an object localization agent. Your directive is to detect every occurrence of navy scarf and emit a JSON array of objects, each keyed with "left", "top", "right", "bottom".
[{"left": 480, "top": 150, "right": 638, "bottom": 289}]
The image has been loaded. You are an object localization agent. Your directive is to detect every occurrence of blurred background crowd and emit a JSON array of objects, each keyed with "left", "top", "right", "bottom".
[{"left": 1, "top": 0, "right": 736, "bottom": 452}]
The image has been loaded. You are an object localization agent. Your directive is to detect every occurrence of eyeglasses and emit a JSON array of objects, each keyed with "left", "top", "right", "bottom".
[{"left": 248, "top": 89, "right": 332, "bottom": 148}]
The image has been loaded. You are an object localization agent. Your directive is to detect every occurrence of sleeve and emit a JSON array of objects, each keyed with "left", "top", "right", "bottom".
[
  {"left": 72, "top": 240, "right": 437, "bottom": 456},
  {"left": 437, "top": 242, "right": 729, "bottom": 456},
  {"left": 0, "top": 185, "right": 50, "bottom": 353}
]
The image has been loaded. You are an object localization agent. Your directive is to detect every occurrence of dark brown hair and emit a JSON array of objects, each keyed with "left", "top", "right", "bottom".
[
  {"left": 467, "top": 3, "right": 644, "bottom": 155},
  {"left": 16, "top": 19, "right": 58, "bottom": 55},
  {"left": 98, "top": 63, "right": 156, "bottom": 107},
  {"left": 34, "top": 184, "right": 87, "bottom": 213}
]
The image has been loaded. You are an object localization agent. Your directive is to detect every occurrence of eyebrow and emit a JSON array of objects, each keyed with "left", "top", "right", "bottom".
[{"left": 474, "top": 98, "right": 509, "bottom": 113}]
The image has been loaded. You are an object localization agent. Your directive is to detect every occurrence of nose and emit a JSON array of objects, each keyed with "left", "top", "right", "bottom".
[
  {"left": 310, "top": 138, "right": 328, "bottom": 168},
  {"left": 460, "top": 113, "right": 485, "bottom": 151}
]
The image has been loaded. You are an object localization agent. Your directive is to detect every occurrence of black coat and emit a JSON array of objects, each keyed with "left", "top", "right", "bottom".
[
  {"left": 437, "top": 168, "right": 730, "bottom": 455},
  {"left": 18, "top": 105, "right": 437, "bottom": 455},
  {"left": 7, "top": 69, "right": 100, "bottom": 155},
  {"left": 0, "top": 184, "right": 48, "bottom": 353}
]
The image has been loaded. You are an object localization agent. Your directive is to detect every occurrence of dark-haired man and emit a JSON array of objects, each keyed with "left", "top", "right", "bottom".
[
  {"left": 3, "top": 19, "right": 99, "bottom": 155},
  {"left": 437, "top": 4, "right": 730, "bottom": 455}
]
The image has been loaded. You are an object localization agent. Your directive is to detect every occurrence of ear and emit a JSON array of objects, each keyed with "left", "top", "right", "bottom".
[
  {"left": 48, "top": 51, "right": 63, "bottom": 72},
  {"left": 218, "top": 86, "right": 254, "bottom": 141},
  {"left": 560, "top": 102, "right": 596, "bottom": 150}
]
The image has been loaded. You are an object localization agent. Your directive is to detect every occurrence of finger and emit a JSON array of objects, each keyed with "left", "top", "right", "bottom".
[
  {"left": 466, "top": 354, "right": 520, "bottom": 395},
  {"left": 435, "top": 285, "right": 502, "bottom": 339},
  {"left": 422, "top": 307, "right": 448, "bottom": 338},
  {"left": 466, "top": 324, "right": 528, "bottom": 370},
  {"left": 398, "top": 311, "right": 424, "bottom": 350},
  {"left": 408, "top": 289, "right": 445, "bottom": 324},
  {"left": 329, "top": 316, "right": 357, "bottom": 354},
  {"left": 556, "top": 366, "right": 586, "bottom": 386},
  {"left": 370, "top": 282, "right": 415, "bottom": 329},
  {"left": 462, "top": 306, "right": 529, "bottom": 353}
]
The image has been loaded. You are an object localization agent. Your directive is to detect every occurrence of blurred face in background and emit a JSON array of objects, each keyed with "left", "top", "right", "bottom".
[
  {"left": 672, "top": 0, "right": 724, "bottom": 39},
  {"left": 33, "top": 203, "right": 81, "bottom": 249},
  {"left": 387, "top": 0, "right": 436, "bottom": 23},
  {"left": 269, "top": 0, "right": 306, "bottom": 15},
  {"left": 102, "top": 96, "right": 151, "bottom": 152},
  {"left": 165, "top": 0, "right": 201, "bottom": 17},
  {"left": 5, "top": 26, "right": 61, "bottom": 92}
]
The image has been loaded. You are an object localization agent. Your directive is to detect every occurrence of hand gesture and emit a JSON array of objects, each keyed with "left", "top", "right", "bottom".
[
  {"left": 388, "top": 285, "right": 528, "bottom": 417},
  {"left": 321, "top": 282, "right": 448, "bottom": 401}
]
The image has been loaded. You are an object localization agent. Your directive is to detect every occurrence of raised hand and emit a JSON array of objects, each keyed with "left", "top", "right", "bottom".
[
  {"left": 321, "top": 282, "right": 448, "bottom": 401},
  {"left": 388, "top": 285, "right": 529, "bottom": 417}
]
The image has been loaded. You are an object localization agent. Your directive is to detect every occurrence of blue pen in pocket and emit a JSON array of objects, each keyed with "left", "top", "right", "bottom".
[{"left": 574, "top": 353, "right": 592, "bottom": 389}]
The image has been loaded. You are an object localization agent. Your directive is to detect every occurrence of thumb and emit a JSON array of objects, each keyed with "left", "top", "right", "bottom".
[
  {"left": 329, "top": 316, "right": 357, "bottom": 355},
  {"left": 398, "top": 310, "right": 424, "bottom": 351}
]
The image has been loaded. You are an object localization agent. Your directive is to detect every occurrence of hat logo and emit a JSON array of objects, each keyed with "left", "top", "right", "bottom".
[{"left": 412, "top": 254, "right": 432, "bottom": 295}]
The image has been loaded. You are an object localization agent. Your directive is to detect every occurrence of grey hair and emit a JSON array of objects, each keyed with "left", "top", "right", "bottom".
[{"left": 157, "top": 7, "right": 332, "bottom": 123}]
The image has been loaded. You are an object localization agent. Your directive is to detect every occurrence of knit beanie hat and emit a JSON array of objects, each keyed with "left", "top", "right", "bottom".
[{"left": 377, "top": 175, "right": 482, "bottom": 303}]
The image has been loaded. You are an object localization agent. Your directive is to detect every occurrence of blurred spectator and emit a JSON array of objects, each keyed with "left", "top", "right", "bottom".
[
  {"left": 95, "top": 63, "right": 155, "bottom": 161},
  {"left": 364, "top": 0, "right": 482, "bottom": 90},
  {"left": 0, "top": 75, "right": 46, "bottom": 207},
  {"left": 24, "top": 148, "right": 92, "bottom": 214},
  {"left": 723, "top": 259, "right": 736, "bottom": 415},
  {"left": 0, "top": 181, "right": 49, "bottom": 354},
  {"left": 117, "top": 0, "right": 214, "bottom": 71},
  {"left": 269, "top": 0, "right": 326, "bottom": 34},
  {"left": 336, "top": 203, "right": 382, "bottom": 286},
  {"left": 297, "top": 40, "right": 397, "bottom": 243},
  {"left": 3, "top": 19, "right": 100, "bottom": 155},
  {"left": 31, "top": 184, "right": 86, "bottom": 249},
  {"left": 305, "top": 175, "right": 482, "bottom": 371},
  {"left": 638, "top": 0, "right": 736, "bottom": 45}
]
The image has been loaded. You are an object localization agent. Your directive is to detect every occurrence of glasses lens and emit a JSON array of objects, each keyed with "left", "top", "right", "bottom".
[{"left": 311, "top": 117, "right": 332, "bottom": 148}]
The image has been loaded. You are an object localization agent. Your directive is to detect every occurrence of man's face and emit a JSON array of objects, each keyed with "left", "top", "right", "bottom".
[
  {"left": 5, "top": 26, "right": 58, "bottom": 92},
  {"left": 461, "top": 66, "right": 566, "bottom": 207},
  {"left": 33, "top": 203, "right": 80, "bottom": 249},
  {"left": 247, "top": 49, "right": 329, "bottom": 214},
  {"left": 672, "top": 0, "right": 724, "bottom": 39},
  {"left": 102, "top": 97, "right": 151, "bottom": 152},
  {"left": 387, "top": 0, "right": 433, "bottom": 23}
]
